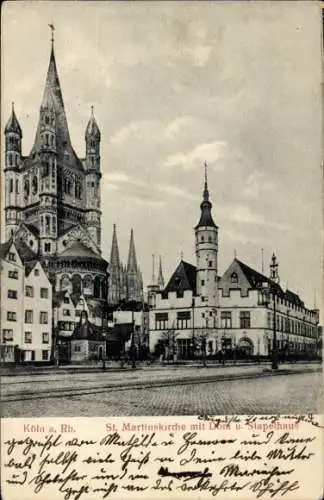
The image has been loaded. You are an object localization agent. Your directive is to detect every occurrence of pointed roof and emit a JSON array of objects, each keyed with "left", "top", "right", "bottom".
[
  {"left": 29, "top": 41, "right": 83, "bottom": 172},
  {"left": 85, "top": 106, "right": 101, "bottom": 140},
  {"left": 235, "top": 258, "right": 284, "bottom": 296},
  {"left": 157, "top": 256, "right": 165, "bottom": 288},
  {"left": 57, "top": 240, "right": 106, "bottom": 262},
  {"left": 195, "top": 162, "right": 217, "bottom": 229},
  {"left": 110, "top": 224, "right": 121, "bottom": 268},
  {"left": 5, "top": 103, "right": 22, "bottom": 137},
  {"left": 0, "top": 240, "right": 13, "bottom": 260},
  {"left": 127, "top": 228, "right": 138, "bottom": 272},
  {"left": 164, "top": 260, "right": 197, "bottom": 295}
]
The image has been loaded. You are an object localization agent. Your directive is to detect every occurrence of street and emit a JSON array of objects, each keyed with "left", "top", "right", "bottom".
[{"left": 1, "top": 364, "right": 321, "bottom": 417}]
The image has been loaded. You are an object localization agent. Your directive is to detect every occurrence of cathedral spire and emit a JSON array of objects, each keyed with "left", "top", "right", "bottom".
[
  {"left": 110, "top": 224, "right": 121, "bottom": 268},
  {"left": 157, "top": 256, "right": 165, "bottom": 289},
  {"left": 127, "top": 228, "right": 138, "bottom": 272},
  {"left": 195, "top": 161, "right": 217, "bottom": 229}
]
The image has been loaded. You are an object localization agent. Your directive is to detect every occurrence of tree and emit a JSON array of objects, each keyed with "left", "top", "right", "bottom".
[
  {"left": 160, "top": 327, "right": 180, "bottom": 362},
  {"left": 193, "top": 329, "right": 209, "bottom": 366}
]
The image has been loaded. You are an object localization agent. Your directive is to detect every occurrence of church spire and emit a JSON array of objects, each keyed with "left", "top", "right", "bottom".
[
  {"left": 157, "top": 256, "right": 165, "bottom": 289},
  {"left": 195, "top": 161, "right": 217, "bottom": 229},
  {"left": 5, "top": 102, "right": 22, "bottom": 137},
  {"left": 127, "top": 228, "right": 138, "bottom": 272},
  {"left": 110, "top": 224, "right": 121, "bottom": 268}
]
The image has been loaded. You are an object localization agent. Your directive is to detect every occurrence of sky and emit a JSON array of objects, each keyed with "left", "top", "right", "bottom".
[{"left": 1, "top": 1, "right": 323, "bottom": 313}]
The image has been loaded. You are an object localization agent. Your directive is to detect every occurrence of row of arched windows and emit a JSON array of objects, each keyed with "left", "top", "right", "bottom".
[{"left": 60, "top": 274, "right": 107, "bottom": 299}]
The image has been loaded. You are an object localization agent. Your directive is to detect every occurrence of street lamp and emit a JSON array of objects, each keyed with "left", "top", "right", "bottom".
[{"left": 260, "top": 282, "right": 278, "bottom": 370}]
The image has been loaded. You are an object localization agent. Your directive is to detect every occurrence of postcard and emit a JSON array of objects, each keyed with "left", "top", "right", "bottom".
[{"left": 1, "top": 1, "right": 323, "bottom": 499}]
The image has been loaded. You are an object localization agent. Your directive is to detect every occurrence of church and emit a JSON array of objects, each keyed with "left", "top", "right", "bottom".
[
  {"left": 2, "top": 30, "right": 109, "bottom": 360},
  {"left": 148, "top": 166, "right": 320, "bottom": 360}
]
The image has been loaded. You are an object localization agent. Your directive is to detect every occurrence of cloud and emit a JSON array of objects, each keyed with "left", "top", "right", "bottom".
[
  {"left": 244, "top": 171, "right": 275, "bottom": 198},
  {"left": 109, "top": 120, "right": 159, "bottom": 147},
  {"left": 230, "top": 205, "right": 264, "bottom": 225},
  {"left": 165, "top": 115, "right": 197, "bottom": 139},
  {"left": 103, "top": 171, "right": 147, "bottom": 187},
  {"left": 160, "top": 184, "right": 199, "bottom": 201},
  {"left": 163, "top": 141, "right": 228, "bottom": 170}
]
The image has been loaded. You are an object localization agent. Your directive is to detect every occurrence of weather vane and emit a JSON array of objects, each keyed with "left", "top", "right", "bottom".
[{"left": 48, "top": 23, "right": 55, "bottom": 45}]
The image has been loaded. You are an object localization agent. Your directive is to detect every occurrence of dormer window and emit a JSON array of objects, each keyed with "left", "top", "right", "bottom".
[{"left": 231, "top": 272, "right": 238, "bottom": 284}]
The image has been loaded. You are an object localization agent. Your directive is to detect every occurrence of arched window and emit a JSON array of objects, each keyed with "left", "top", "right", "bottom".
[
  {"left": 9, "top": 179, "right": 13, "bottom": 193},
  {"left": 200, "top": 235, "right": 204, "bottom": 242},
  {"left": 231, "top": 272, "right": 238, "bottom": 284},
  {"left": 8, "top": 154, "right": 12, "bottom": 167},
  {"left": 45, "top": 115, "right": 50, "bottom": 125},
  {"left": 32, "top": 175, "right": 38, "bottom": 195},
  {"left": 71, "top": 274, "right": 82, "bottom": 295}
]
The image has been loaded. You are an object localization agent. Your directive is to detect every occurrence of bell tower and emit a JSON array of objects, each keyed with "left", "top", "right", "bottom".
[
  {"left": 195, "top": 162, "right": 218, "bottom": 309},
  {"left": 85, "top": 106, "right": 102, "bottom": 249},
  {"left": 4, "top": 103, "right": 22, "bottom": 239}
]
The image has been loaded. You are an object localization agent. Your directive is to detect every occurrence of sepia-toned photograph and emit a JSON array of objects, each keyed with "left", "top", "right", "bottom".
[{"left": 1, "top": 1, "right": 323, "bottom": 419}]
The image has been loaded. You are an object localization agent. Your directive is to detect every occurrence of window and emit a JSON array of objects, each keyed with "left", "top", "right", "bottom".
[
  {"left": 63, "top": 297, "right": 70, "bottom": 304},
  {"left": 63, "top": 309, "right": 71, "bottom": 317},
  {"left": 7, "top": 290, "right": 18, "bottom": 299},
  {"left": 177, "top": 311, "right": 191, "bottom": 329},
  {"left": 34, "top": 269, "right": 39, "bottom": 276},
  {"left": 40, "top": 312, "right": 48, "bottom": 324},
  {"left": 208, "top": 236, "right": 212, "bottom": 242},
  {"left": 231, "top": 272, "right": 238, "bottom": 284},
  {"left": 40, "top": 288, "right": 48, "bottom": 299},
  {"left": 42, "top": 350, "right": 49, "bottom": 360},
  {"left": 44, "top": 242, "right": 51, "bottom": 252},
  {"left": 8, "top": 252, "right": 16, "bottom": 262},
  {"left": 24, "top": 332, "right": 32, "bottom": 344},
  {"left": 75, "top": 310, "right": 81, "bottom": 317},
  {"left": 209, "top": 260, "right": 213, "bottom": 267},
  {"left": 221, "top": 311, "right": 232, "bottom": 329},
  {"left": 74, "top": 345, "right": 81, "bottom": 352},
  {"left": 201, "top": 280, "right": 205, "bottom": 286},
  {"left": 201, "top": 296, "right": 206, "bottom": 302},
  {"left": 240, "top": 311, "right": 251, "bottom": 329},
  {"left": 8, "top": 270, "right": 18, "bottom": 280},
  {"left": 2, "top": 329, "right": 13, "bottom": 341},
  {"left": 155, "top": 312, "right": 168, "bottom": 330},
  {"left": 9, "top": 178, "right": 13, "bottom": 192},
  {"left": 25, "top": 286, "right": 34, "bottom": 297},
  {"left": 42, "top": 332, "right": 49, "bottom": 344},
  {"left": 25, "top": 310, "right": 33, "bottom": 323},
  {"left": 201, "top": 236, "right": 204, "bottom": 242},
  {"left": 7, "top": 311, "right": 17, "bottom": 322}
]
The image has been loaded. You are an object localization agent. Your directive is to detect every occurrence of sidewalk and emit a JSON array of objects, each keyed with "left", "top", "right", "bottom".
[{"left": 0, "top": 360, "right": 321, "bottom": 377}]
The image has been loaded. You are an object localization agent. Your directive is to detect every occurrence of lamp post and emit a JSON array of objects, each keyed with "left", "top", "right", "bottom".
[
  {"left": 261, "top": 282, "right": 278, "bottom": 370},
  {"left": 191, "top": 298, "right": 195, "bottom": 359}
]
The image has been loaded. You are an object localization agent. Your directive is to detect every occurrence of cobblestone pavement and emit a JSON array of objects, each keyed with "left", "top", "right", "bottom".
[{"left": 1, "top": 371, "right": 321, "bottom": 417}]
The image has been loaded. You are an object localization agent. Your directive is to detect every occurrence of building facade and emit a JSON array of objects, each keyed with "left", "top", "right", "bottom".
[
  {"left": 2, "top": 33, "right": 109, "bottom": 357},
  {"left": 148, "top": 169, "right": 319, "bottom": 360},
  {"left": 0, "top": 240, "right": 52, "bottom": 362}
]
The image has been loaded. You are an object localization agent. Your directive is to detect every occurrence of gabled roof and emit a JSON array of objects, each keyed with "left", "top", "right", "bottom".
[
  {"left": 57, "top": 241, "right": 105, "bottom": 261},
  {"left": 0, "top": 240, "right": 13, "bottom": 260},
  {"left": 285, "top": 289, "right": 304, "bottom": 307},
  {"left": 14, "top": 238, "right": 38, "bottom": 264},
  {"left": 235, "top": 258, "right": 284, "bottom": 296},
  {"left": 164, "top": 260, "right": 197, "bottom": 295},
  {"left": 58, "top": 224, "right": 77, "bottom": 237},
  {"left": 24, "top": 223, "right": 40, "bottom": 238}
]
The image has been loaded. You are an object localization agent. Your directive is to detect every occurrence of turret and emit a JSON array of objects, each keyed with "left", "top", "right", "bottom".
[
  {"left": 270, "top": 253, "right": 280, "bottom": 284},
  {"left": 4, "top": 103, "right": 22, "bottom": 238},
  {"left": 195, "top": 162, "right": 218, "bottom": 309},
  {"left": 85, "top": 106, "right": 102, "bottom": 248}
]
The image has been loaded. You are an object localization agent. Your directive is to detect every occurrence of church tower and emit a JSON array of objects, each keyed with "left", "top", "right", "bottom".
[
  {"left": 108, "top": 224, "right": 123, "bottom": 305},
  {"left": 4, "top": 103, "right": 22, "bottom": 239},
  {"left": 195, "top": 163, "right": 218, "bottom": 309},
  {"left": 85, "top": 106, "right": 102, "bottom": 249},
  {"left": 126, "top": 228, "right": 143, "bottom": 302}
]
